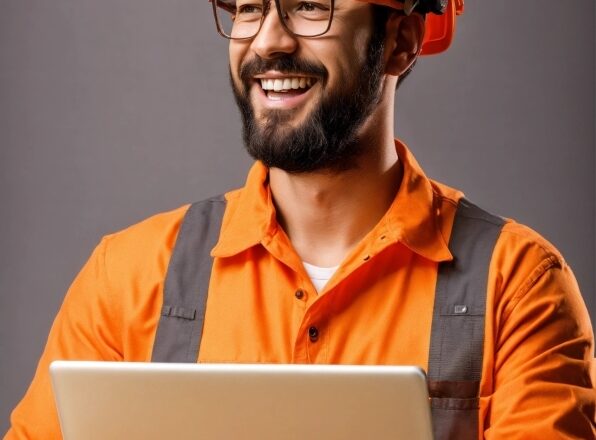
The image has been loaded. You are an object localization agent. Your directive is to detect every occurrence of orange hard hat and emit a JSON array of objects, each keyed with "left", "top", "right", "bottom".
[{"left": 363, "top": 0, "right": 464, "bottom": 55}]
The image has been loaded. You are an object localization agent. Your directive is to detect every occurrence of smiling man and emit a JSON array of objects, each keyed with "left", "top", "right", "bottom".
[
  {"left": 4, "top": 0, "right": 595, "bottom": 439},
  {"left": 231, "top": 0, "right": 388, "bottom": 174}
]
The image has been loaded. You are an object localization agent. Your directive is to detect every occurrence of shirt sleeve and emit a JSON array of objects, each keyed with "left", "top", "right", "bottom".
[
  {"left": 484, "top": 244, "right": 595, "bottom": 438},
  {"left": 4, "top": 237, "right": 123, "bottom": 440}
]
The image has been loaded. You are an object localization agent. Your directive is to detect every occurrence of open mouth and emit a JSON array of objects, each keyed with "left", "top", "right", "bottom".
[{"left": 258, "top": 77, "right": 318, "bottom": 101}]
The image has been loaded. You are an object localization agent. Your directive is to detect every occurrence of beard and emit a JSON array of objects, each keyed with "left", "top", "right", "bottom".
[{"left": 230, "top": 25, "right": 386, "bottom": 173}]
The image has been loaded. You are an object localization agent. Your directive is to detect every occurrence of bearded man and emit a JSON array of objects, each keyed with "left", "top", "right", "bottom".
[{"left": 5, "top": 0, "right": 595, "bottom": 438}]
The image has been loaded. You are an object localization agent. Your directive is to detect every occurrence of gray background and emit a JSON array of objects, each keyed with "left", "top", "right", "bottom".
[{"left": 1, "top": 0, "right": 594, "bottom": 433}]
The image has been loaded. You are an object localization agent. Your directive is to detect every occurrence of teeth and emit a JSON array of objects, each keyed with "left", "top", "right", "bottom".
[{"left": 259, "top": 77, "right": 316, "bottom": 91}]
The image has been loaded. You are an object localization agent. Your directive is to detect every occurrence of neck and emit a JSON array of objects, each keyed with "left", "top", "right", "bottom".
[{"left": 270, "top": 96, "right": 400, "bottom": 267}]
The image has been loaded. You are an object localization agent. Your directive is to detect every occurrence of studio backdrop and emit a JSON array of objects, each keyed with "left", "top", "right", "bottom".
[{"left": 1, "top": 0, "right": 594, "bottom": 432}]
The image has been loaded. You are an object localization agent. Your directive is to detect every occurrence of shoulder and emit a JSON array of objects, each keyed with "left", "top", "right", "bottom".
[
  {"left": 98, "top": 192, "right": 235, "bottom": 277},
  {"left": 102, "top": 204, "right": 191, "bottom": 259},
  {"left": 429, "top": 179, "right": 565, "bottom": 272},
  {"left": 493, "top": 219, "right": 566, "bottom": 294},
  {"left": 498, "top": 220, "right": 563, "bottom": 262},
  {"left": 488, "top": 217, "right": 586, "bottom": 326},
  {"left": 430, "top": 179, "right": 572, "bottom": 305},
  {"left": 95, "top": 204, "right": 192, "bottom": 290}
]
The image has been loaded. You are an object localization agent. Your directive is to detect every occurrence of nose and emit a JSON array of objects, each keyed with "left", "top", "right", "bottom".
[{"left": 250, "top": 3, "right": 298, "bottom": 59}]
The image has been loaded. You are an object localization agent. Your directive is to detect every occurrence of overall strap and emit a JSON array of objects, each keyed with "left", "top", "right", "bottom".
[
  {"left": 151, "top": 195, "right": 226, "bottom": 363},
  {"left": 428, "top": 198, "right": 505, "bottom": 439}
]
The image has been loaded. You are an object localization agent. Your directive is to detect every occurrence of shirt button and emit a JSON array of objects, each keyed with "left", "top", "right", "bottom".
[
  {"left": 308, "top": 326, "right": 319, "bottom": 342},
  {"left": 295, "top": 289, "right": 305, "bottom": 300}
]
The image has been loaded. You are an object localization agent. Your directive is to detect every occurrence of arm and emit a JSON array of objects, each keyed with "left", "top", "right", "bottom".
[
  {"left": 484, "top": 245, "right": 595, "bottom": 438},
  {"left": 4, "top": 238, "right": 123, "bottom": 440}
]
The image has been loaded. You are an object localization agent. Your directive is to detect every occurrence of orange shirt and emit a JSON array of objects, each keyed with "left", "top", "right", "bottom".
[{"left": 5, "top": 140, "right": 595, "bottom": 439}]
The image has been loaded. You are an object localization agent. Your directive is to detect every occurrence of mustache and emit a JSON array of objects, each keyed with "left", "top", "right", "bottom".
[{"left": 239, "top": 55, "right": 327, "bottom": 84}]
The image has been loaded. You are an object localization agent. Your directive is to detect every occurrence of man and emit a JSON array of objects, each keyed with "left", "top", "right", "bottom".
[{"left": 5, "top": 0, "right": 595, "bottom": 438}]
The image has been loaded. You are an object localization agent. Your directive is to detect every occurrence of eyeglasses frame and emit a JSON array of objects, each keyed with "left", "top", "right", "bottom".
[{"left": 212, "top": 0, "right": 336, "bottom": 40}]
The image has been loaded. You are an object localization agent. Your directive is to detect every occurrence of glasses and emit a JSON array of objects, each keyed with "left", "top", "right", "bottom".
[{"left": 212, "top": 0, "right": 335, "bottom": 39}]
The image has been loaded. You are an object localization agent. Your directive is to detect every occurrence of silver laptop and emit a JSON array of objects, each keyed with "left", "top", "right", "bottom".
[{"left": 50, "top": 361, "right": 433, "bottom": 440}]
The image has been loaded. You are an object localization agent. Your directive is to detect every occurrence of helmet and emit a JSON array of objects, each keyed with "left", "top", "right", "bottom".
[{"left": 363, "top": 0, "right": 464, "bottom": 55}]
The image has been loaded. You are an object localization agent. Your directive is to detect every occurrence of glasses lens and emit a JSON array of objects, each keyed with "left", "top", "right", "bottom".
[
  {"left": 214, "top": 0, "right": 332, "bottom": 39},
  {"left": 279, "top": 0, "right": 332, "bottom": 37},
  {"left": 215, "top": 0, "right": 264, "bottom": 39}
]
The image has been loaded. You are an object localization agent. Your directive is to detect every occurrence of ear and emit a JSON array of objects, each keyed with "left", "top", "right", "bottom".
[{"left": 383, "top": 12, "right": 425, "bottom": 76}]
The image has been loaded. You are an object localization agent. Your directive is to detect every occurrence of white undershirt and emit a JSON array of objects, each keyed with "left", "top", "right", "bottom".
[{"left": 303, "top": 261, "right": 340, "bottom": 293}]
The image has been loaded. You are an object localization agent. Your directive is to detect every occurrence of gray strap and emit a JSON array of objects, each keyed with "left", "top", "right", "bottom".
[
  {"left": 151, "top": 195, "right": 226, "bottom": 363},
  {"left": 428, "top": 198, "right": 504, "bottom": 439},
  {"left": 428, "top": 198, "right": 504, "bottom": 382}
]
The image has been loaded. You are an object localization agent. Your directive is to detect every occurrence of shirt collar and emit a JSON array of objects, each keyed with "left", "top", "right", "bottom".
[
  {"left": 385, "top": 139, "right": 453, "bottom": 262},
  {"left": 211, "top": 162, "right": 277, "bottom": 257},
  {"left": 212, "top": 139, "right": 453, "bottom": 263}
]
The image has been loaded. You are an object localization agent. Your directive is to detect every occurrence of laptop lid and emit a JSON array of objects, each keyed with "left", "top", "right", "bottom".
[{"left": 50, "top": 361, "right": 433, "bottom": 440}]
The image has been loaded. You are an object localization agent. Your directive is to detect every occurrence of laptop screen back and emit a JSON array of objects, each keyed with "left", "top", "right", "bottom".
[{"left": 50, "top": 361, "right": 433, "bottom": 440}]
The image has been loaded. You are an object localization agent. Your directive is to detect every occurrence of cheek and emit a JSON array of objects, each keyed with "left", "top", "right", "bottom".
[
  {"left": 315, "top": 5, "right": 374, "bottom": 81},
  {"left": 312, "top": 42, "right": 368, "bottom": 89},
  {"left": 347, "top": 24, "right": 374, "bottom": 69},
  {"left": 229, "top": 43, "right": 245, "bottom": 85},
  {"left": 305, "top": 11, "right": 373, "bottom": 85}
]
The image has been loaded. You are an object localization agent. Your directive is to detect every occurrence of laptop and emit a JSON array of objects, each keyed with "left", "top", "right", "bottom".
[{"left": 50, "top": 361, "right": 433, "bottom": 440}]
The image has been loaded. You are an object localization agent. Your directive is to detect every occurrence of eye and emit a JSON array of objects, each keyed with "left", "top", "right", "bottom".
[
  {"left": 237, "top": 3, "right": 263, "bottom": 14},
  {"left": 296, "top": 1, "right": 328, "bottom": 11}
]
